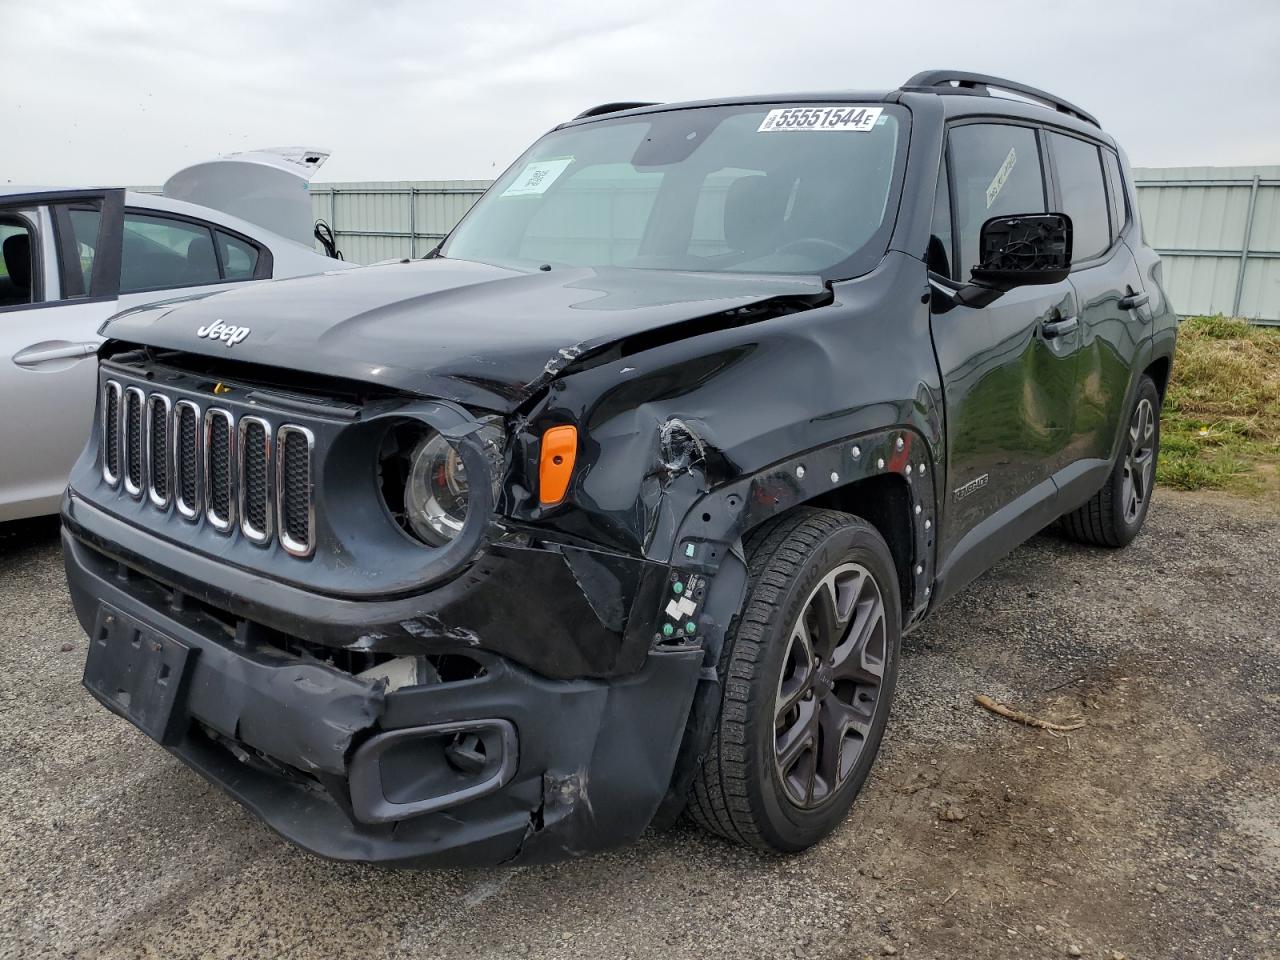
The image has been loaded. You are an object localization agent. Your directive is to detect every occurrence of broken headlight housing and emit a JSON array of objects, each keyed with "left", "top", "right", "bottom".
[
  {"left": 406, "top": 430, "right": 469, "bottom": 546},
  {"left": 379, "top": 417, "right": 505, "bottom": 548}
]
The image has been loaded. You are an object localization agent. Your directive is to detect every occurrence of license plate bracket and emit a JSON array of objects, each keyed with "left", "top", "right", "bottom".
[{"left": 83, "top": 603, "right": 196, "bottom": 745}]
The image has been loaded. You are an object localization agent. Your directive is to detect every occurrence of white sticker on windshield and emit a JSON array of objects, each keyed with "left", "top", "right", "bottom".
[
  {"left": 986, "top": 147, "right": 1017, "bottom": 209},
  {"left": 500, "top": 157, "right": 574, "bottom": 197},
  {"left": 757, "top": 106, "right": 883, "bottom": 132}
]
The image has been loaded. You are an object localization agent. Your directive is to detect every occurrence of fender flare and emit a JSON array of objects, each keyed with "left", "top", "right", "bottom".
[{"left": 648, "top": 425, "right": 939, "bottom": 825}]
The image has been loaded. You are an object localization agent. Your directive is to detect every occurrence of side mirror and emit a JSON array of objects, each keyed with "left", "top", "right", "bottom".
[{"left": 971, "top": 213, "right": 1073, "bottom": 289}]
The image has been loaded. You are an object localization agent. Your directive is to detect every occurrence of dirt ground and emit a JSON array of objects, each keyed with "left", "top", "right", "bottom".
[{"left": 1, "top": 489, "right": 1277, "bottom": 960}]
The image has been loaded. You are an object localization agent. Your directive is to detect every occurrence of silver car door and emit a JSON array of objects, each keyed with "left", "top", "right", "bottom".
[{"left": 0, "top": 191, "right": 123, "bottom": 522}]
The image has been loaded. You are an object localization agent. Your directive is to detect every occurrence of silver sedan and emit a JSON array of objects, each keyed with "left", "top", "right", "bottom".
[{"left": 0, "top": 149, "right": 350, "bottom": 521}]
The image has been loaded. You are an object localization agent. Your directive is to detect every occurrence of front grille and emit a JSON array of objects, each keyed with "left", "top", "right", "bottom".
[
  {"left": 102, "top": 381, "right": 121, "bottom": 485},
  {"left": 175, "top": 401, "right": 201, "bottom": 518},
  {"left": 238, "top": 417, "right": 271, "bottom": 544},
  {"left": 204, "top": 409, "right": 235, "bottom": 531},
  {"left": 146, "top": 395, "right": 171, "bottom": 507},
  {"left": 277, "top": 426, "right": 315, "bottom": 557},
  {"left": 123, "top": 387, "right": 144, "bottom": 496},
  {"left": 98, "top": 378, "right": 314, "bottom": 557}
]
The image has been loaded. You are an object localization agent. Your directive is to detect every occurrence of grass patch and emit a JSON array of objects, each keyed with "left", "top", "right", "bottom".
[{"left": 1158, "top": 315, "right": 1280, "bottom": 494}]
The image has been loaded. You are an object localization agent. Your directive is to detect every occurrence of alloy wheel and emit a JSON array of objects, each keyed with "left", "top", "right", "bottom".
[
  {"left": 773, "top": 562, "right": 887, "bottom": 809},
  {"left": 1122, "top": 397, "right": 1156, "bottom": 524}
]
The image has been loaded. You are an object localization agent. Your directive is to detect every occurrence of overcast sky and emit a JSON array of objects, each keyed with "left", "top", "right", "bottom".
[{"left": 5, "top": 0, "right": 1278, "bottom": 186}]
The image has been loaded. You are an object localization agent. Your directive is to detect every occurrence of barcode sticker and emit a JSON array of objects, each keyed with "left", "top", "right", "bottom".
[{"left": 758, "top": 106, "right": 883, "bottom": 132}]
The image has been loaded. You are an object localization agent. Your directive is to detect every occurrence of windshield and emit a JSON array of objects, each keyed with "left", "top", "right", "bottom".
[{"left": 441, "top": 103, "right": 905, "bottom": 277}]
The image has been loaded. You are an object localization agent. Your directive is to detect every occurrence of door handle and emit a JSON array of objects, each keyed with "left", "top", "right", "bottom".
[
  {"left": 1119, "top": 291, "right": 1150, "bottom": 310},
  {"left": 13, "top": 341, "right": 99, "bottom": 367},
  {"left": 1041, "top": 315, "right": 1079, "bottom": 339}
]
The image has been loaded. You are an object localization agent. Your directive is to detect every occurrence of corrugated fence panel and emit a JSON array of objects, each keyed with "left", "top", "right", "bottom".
[
  {"left": 1239, "top": 179, "right": 1280, "bottom": 321},
  {"left": 1133, "top": 166, "right": 1280, "bottom": 323},
  {"left": 309, "top": 169, "right": 1280, "bottom": 322},
  {"left": 311, "top": 180, "right": 489, "bottom": 264}
]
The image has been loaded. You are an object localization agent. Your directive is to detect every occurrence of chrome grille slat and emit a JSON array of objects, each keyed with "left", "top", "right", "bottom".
[
  {"left": 146, "top": 394, "right": 172, "bottom": 508},
  {"left": 99, "top": 372, "right": 315, "bottom": 557},
  {"left": 238, "top": 416, "right": 273, "bottom": 545},
  {"left": 204, "top": 409, "right": 236, "bottom": 532},
  {"left": 101, "top": 380, "right": 122, "bottom": 486},
  {"left": 173, "top": 400, "right": 201, "bottom": 519},
  {"left": 277, "top": 425, "right": 315, "bottom": 558},
  {"left": 123, "top": 387, "right": 145, "bottom": 498}
]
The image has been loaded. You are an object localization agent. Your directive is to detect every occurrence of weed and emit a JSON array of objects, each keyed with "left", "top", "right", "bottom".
[{"left": 1157, "top": 315, "right": 1280, "bottom": 494}]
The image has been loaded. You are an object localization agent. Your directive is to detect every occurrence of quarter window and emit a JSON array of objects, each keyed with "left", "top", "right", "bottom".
[
  {"left": 948, "top": 124, "right": 1047, "bottom": 279},
  {"left": 927, "top": 162, "right": 953, "bottom": 279},
  {"left": 1047, "top": 132, "right": 1111, "bottom": 262},
  {"left": 1102, "top": 149, "right": 1129, "bottom": 240},
  {"left": 216, "top": 230, "right": 260, "bottom": 280},
  {"left": 50, "top": 205, "right": 103, "bottom": 298}
]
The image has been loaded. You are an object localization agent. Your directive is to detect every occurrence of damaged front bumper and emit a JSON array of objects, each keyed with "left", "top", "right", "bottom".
[{"left": 62, "top": 505, "right": 704, "bottom": 867}]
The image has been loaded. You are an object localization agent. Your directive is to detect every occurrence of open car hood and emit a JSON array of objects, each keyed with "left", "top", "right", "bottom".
[
  {"left": 162, "top": 147, "right": 328, "bottom": 246},
  {"left": 100, "top": 258, "right": 829, "bottom": 411}
]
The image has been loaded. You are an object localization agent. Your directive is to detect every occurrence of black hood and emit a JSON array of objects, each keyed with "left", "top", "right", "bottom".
[{"left": 100, "top": 258, "right": 828, "bottom": 410}]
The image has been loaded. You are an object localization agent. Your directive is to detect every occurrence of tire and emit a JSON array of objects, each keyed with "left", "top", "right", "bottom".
[
  {"left": 1059, "top": 375, "right": 1161, "bottom": 548},
  {"left": 687, "top": 507, "right": 902, "bottom": 853}
]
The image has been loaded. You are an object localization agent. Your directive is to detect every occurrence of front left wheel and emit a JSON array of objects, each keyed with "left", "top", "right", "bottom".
[{"left": 687, "top": 508, "right": 901, "bottom": 853}]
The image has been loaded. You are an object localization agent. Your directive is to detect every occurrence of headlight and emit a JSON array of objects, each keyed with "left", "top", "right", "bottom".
[
  {"left": 378, "top": 414, "right": 504, "bottom": 549},
  {"left": 405, "top": 430, "right": 469, "bottom": 546}
]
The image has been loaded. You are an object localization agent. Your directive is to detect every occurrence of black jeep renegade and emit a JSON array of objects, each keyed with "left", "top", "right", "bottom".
[{"left": 63, "top": 71, "right": 1177, "bottom": 866}]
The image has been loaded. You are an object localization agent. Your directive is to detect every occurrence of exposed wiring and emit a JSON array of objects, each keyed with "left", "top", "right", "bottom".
[{"left": 314, "top": 220, "right": 343, "bottom": 260}]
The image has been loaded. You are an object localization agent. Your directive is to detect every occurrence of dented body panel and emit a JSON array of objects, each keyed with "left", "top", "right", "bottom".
[{"left": 99, "top": 260, "right": 830, "bottom": 411}]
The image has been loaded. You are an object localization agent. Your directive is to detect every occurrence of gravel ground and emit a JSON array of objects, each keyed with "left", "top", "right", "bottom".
[{"left": 1, "top": 489, "right": 1277, "bottom": 960}]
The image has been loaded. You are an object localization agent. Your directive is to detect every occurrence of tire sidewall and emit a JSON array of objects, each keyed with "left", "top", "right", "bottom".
[
  {"left": 1110, "top": 376, "right": 1162, "bottom": 540},
  {"left": 745, "top": 521, "right": 902, "bottom": 851}
]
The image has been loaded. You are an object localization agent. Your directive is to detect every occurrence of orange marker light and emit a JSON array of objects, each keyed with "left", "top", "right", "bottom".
[{"left": 539, "top": 425, "right": 578, "bottom": 505}]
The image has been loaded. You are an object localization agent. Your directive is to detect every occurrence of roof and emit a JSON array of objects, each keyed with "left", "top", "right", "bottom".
[
  {"left": 0, "top": 184, "right": 96, "bottom": 198},
  {"left": 566, "top": 70, "right": 1110, "bottom": 143}
]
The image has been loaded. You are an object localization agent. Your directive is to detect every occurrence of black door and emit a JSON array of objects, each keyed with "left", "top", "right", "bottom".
[
  {"left": 1044, "top": 132, "right": 1151, "bottom": 509},
  {"left": 927, "top": 121, "right": 1083, "bottom": 602}
]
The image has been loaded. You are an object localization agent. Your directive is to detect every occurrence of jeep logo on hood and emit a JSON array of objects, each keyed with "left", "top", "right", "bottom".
[{"left": 196, "top": 320, "right": 251, "bottom": 346}]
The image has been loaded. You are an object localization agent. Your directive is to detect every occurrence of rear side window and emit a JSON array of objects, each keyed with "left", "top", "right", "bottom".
[
  {"left": 1102, "top": 149, "right": 1129, "bottom": 240},
  {"left": 948, "top": 124, "right": 1047, "bottom": 279},
  {"left": 1047, "top": 132, "right": 1111, "bottom": 262},
  {"left": 121, "top": 213, "right": 221, "bottom": 293}
]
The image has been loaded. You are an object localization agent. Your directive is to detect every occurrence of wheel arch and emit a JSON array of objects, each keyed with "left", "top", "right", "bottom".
[
  {"left": 1143, "top": 354, "right": 1172, "bottom": 404},
  {"left": 668, "top": 425, "right": 938, "bottom": 629},
  {"left": 653, "top": 426, "right": 936, "bottom": 829},
  {"left": 805, "top": 473, "right": 917, "bottom": 618}
]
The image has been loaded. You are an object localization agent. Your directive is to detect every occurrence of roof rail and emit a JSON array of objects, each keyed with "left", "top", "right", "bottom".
[
  {"left": 573, "top": 101, "right": 659, "bottom": 120},
  {"left": 901, "top": 70, "right": 1099, "bottom": 128}
]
